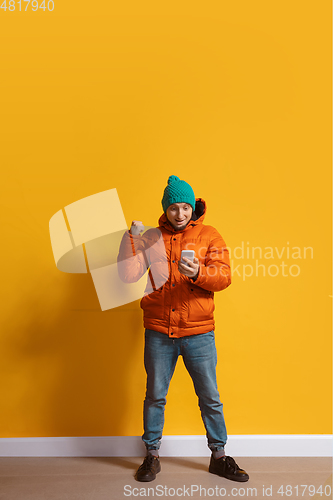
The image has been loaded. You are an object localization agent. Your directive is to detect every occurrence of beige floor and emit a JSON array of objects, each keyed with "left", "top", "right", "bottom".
[{"left": 0, "top": 457, "right": 332, "bottom": 499}]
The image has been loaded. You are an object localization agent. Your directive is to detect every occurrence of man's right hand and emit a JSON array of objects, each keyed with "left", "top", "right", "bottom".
[{"left": 130, "top": 220, "right": 145, "bottom": 235}]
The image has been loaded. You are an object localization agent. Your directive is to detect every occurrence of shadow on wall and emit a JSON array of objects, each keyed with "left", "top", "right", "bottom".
[{"left": 2, "top": 269, "right": 146, "bottom": 440}]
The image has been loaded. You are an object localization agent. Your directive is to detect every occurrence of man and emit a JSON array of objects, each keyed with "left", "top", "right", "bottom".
[{"left": 117, "top": 175, "right": 249, "bottom": 483}]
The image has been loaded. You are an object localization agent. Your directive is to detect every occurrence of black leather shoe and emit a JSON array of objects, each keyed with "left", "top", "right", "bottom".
[
  {"left": 135, "top": 454, "right": 161, "bottom": 482},
  {"left": 209, "top": 455, "right": 249, "bottom": 482}
]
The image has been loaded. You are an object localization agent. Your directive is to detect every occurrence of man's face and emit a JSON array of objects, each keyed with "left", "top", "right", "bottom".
[{"left": 166, "top": 202, "right": 193, "bottom": 231}]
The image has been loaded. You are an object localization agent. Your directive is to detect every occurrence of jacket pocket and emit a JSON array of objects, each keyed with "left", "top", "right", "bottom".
[
  {"left": 187, "top": 286, "right": 215, "bottom": 323},
  {"left": 140, "top": 286, "right": 165, "bottom": 319}
]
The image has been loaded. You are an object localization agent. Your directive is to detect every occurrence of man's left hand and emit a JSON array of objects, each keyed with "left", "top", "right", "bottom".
[{"left": 178, "top": 257, "right": 199, "bottom": 280}]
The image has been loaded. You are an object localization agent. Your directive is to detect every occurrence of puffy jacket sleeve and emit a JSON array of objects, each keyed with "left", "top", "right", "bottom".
[
  {"left": 117, "top": 230, "right": 149, "bottom": 283},
  {"left": 190, "top": 228, "right": 231, "bottom": 292}
]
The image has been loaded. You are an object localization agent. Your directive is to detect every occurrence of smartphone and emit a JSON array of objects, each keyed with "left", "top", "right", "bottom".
[{"left": 181, "top": 250, "right": 195, "bottom": 264}]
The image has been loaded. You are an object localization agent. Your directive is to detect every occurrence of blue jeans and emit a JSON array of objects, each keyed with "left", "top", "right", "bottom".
[{"left": 142, "top": 329, "right": 227, "bottom": 452}]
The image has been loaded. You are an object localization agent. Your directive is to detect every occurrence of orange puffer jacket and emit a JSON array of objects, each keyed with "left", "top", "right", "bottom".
[{"left": 117, "top": 198, "right": 231, "bottom": 338}]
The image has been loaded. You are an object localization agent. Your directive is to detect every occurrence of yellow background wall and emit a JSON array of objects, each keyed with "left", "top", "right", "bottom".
[{"left": 0, "top": 1, "right": 331, "bottom": 438}]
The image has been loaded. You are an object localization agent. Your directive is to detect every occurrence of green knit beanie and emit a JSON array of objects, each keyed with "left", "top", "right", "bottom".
[{"left": 162, "top": 175, "right": 196, "bottom": 213}]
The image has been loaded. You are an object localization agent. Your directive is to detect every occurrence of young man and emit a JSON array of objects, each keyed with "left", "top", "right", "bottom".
[{"left": 117, "top": 175, "right": 249, "bottom": 483}]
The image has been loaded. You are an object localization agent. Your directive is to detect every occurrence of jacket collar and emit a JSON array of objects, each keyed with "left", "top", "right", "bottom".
[{"left": 158, "top": 198, "right": 207, "bottom": 233}]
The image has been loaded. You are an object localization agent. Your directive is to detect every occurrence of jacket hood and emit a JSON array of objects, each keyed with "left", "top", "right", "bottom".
[{"left": 158, "top": 198, "right": 207, "bottom": 233}]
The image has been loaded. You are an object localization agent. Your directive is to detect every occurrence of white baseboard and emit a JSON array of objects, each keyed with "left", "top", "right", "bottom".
[{"left": 0, "top": 435, "right": 331, "bottom": 457}]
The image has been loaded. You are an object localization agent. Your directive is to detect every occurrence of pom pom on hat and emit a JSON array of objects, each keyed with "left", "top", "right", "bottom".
[
  {"left": 167, "top": 175, "right": 180, "bottom": 184},
  {"left": 162, "top": 175, "right": 196, "bottom": 213}
]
